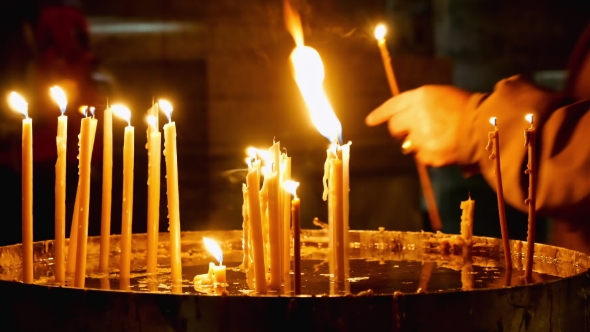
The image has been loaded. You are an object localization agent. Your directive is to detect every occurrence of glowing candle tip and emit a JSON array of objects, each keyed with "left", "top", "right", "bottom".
[
  {"left": 203, "top": 237, "right": 223, "bottom": 265},
  {"left": 50, "top": 86, "right": 67, "bottom": 115},
  {"left": 525, "top": 113, "right": 534, "bottom": 125},
  {"left": 489, "top": 117, "right": 497, "bottom": 126},
  {"left": 147, "top": 115, "right": 157, "bottom": 129},
  {"left": 374, "top": 24, "right": 387, "bottom": 40},
  {"left": 158, "top": 99, "right": 173, "bottom": 123},
  {"left": 284, "top": 180, "right": 300, "bottom": 197},
  {"left": 9, "top": 92, "right": 28, "bottom": 118},
  {"left": 112, "top": 104, "right": 131, "bottom": 126}
]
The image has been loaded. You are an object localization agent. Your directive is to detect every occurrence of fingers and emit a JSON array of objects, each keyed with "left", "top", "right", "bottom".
[{"left": 365, "top": 90, "right": 415, "bottom": 126}]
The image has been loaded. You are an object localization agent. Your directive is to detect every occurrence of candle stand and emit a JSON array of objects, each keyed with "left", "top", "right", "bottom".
[{"left": 0, "top": 230, "right": 588, "bottom": 331}]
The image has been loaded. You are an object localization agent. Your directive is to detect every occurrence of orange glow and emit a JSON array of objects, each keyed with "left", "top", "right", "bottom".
[
  {"left": 284, "top": 180, "right": 299, "bottom": 198},
  {"left": 374, "top": 24, "right": 386, "bottom": 41},
  {"left": 283, "top": 0, "right": 303, "bottom": 47},
  {"left": 525, "top": 113, "right": 534, "bottom": 125},
  {"left": 489, "top": 117, "right": 497, "bottom": 126}
]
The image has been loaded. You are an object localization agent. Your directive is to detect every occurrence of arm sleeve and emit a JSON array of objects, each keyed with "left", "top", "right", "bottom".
[{"left": 455, "top": 75, "right": 590, "bottom": 223}]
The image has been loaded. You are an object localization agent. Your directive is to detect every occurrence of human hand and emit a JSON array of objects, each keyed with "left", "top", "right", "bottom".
[{"left": 365, "top": 85, "right": 471, "bottom": 167}]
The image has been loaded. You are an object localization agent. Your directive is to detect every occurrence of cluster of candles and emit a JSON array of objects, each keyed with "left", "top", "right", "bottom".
[{"left": 8, "top": 89, "right": 185, "bottom": 287}]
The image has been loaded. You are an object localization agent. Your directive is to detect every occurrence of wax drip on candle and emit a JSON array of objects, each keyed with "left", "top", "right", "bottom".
[{"left": 50, "top": 86, "right": 67, "bottom": 115}]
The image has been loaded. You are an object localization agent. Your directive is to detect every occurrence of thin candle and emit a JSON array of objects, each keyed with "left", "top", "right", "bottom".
[
  {"left": 113, "top": 104, "right": 134, "bottom": 282},
  {"left": 74, "top": 106, "right": 98, "bottom": 288},
  {"left": 146, "top": 114, "right": 161, "bottom": 276},
  {"left": 373, "top": 23, "right": 442, "bottom": 232},
  {"left": 285, "top": 180, "right": 301, "bottom": 295},
  {"left": 9, "top": 92, "right": 33, "bottom": 283},
  {"left": 486, "top": 117, "right": 512, "bottom": 273},
  {"left": 50, "top": 86, "right": 68, "bottom": 283},
  {"left": 100, "top": 105, "right": 113, "bottom": 272},
  {"left": 524, "top": 114, "right": 536, "bottom": 283},
  {"left": 246, "top": 157, "right": 267, "bottom": 294},
  {"left": 160, "top": 100, "right": 182, "bottom": 284}
]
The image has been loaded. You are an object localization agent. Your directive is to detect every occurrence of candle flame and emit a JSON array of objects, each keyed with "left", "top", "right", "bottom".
[
  {"left": 401, "top": 139, "right": 412, "bottom": 150},
  {"left": 246, "top": 147, "right": 269, "bottom": 161},
  {"left": 112, "top": 104, "right": 131, "bottom": 126},
  {"left": 89, "top": 106, "right": 95, "bottom": 117},
  {"left": 290, "top": 46, "right": 342, "bottom": 143},
  {"left": 147, "top": 115, "right": 157, "bottom": 130},
  {"left": 79, "top": 105, "right": 88, "bottom": 117},
  {"left": 284, "top": 180, "right": 300, "bottom": 197},
  {"left": 203, "top": 237, "right": 223, "bottom": 265},
  {"left": 525, "top": 113, "right": 534, "bottom": 125},
  {"left": 159, "top": 99, "right": 173, "bottom": 123},
  {"left": 50, "top": 86, "right": 67, "bottom": 115},
  {"left": 374, "top": 24, "right": 387, "bottom": 41},
  {"left": 283, "top": 0, "right": 304, "bottom": 47},
  {"left": 8, "top": 92, "right": 28, "bottom": 118},
  {"left": 489, "top": 117, "right": 497, "bottom": 126}
]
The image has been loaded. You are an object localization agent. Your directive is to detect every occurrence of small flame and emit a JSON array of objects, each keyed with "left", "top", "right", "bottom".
[
  {"left": 246, "top": 147, "right": 269, "bottom": 161},
  {"left": 50, "top": 86, "right": 67, "bottom": 115},
  {"left": 112, "top": 104, "right": 131, "bottom": 126},
  {"left": 8, "top": 92, "right": 28, "bottom": 118},
  {"left": 89, "top": 106, "right": 95, "bottom": 117},
  {"left": 203, "top": 237, "right": 223, "bottom": 265},
  {"left": 401, "top": 139, "right": 412, "bottom": 150},
  {"left": 159, "top": 99, "right": 173, "bottom": 123},
  {"left": 291, "top": 46, "right": 342, "bottom": 143},
  {"left": 147, "top": 115, "right": 157, "bottom": 130},
  {"left": 374, "top": 24, "right": 386, "bottom": 40},
  {"left": 283, "top": 0, "right": 304, "bottom": 47},
  {"left": 284, "top": 180, "right": 300, "bottom": 197},
  {"left": 525, "top": 113, "right": 534, "bottom": 125},
  {"left": 489, "top": 117, "right": 497, "bottom": 126},
  {"left": 79, "top": 105, "right": 88, "bottom": 117}
]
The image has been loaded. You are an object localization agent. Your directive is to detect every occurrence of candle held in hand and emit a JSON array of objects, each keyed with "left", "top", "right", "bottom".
[
  {"left": 160, "top": 100, "right": 183, "bottom": 284},
  {"left": 9, "top": 92, "right": 33, "bottom": 283},
  {"left": 50, "top": 86, "right": 68, "bottom": 283},
  {"left": 113, "top": 105, "right": 134, "bottom": 281}
]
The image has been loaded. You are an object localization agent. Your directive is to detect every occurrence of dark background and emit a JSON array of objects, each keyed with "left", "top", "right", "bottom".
[{"left": 0, "top": 0, "right": 588, "bottom": 246}]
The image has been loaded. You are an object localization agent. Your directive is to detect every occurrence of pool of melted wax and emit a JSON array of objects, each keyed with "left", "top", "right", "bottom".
[{"left": 79, "top": 259, "right": 561, "bottom": 295}]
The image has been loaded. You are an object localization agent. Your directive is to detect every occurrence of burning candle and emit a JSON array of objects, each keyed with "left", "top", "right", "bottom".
[
  {"left": 266, "top": 141, "right": 282, "bottom": 290},
  {"left": 374, "top": 24, "right": 400, "bottom": 96},
  {"left": 281, "top": 153, "right": 292, "bottom": 288},
  {"left": 285, "top": 180, "right": 301, "bottom": 294},
  {"left": 74, "top": 106, "right": 98, "bottom": 288},
  {"left": 290, "top": 44, "right": 350, "bottom": 283},
  {"left": 373, "top": 23, "right": 442, "bottom": 232},
  {"left": 486, "top": 117, "right": 512, "bottom": 272},
  {"left": 100, "top": 105, "right": 113, "bottom": 272},
  {"left": 160, "top": 100, "right": 183, "bottom": 284},
  {"left": 113, "top": 105, "right": 134, "bottom": 281},
  {"left": 146, "top": 113, "right": 161, "bottom": 276},
  {"left": 203, "top": 237, "right": 226, "bottom": 285},
  {"left": 50, "top": 86, "right": 67, "bottom": 283},
  {"left": 245, "top": 156, "right": 267, "bottom": 294},
  {"left": 9, "top": 92, "right": 33, "bottom": 283},
  {"left": 524, "top": 114, "right": 536, "bottom": 283}
]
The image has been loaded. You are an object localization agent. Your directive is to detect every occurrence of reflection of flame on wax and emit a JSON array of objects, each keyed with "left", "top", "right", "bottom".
[
  {"left": 147, "top": 115, "right": 157, "bottom": 130},
  {"left": 50, "top": 86, "right": 67, "bottom": 115},
  {"left": 203, "top": 237, "right": 223, "bottom": 265},
  {"left": 284, "top": 0, "right": 342, "bottom": 144},
  {"left": 8, "top": 92, "right": 28, "bottom": 118},
  {"left": 374, "top": 24, "right": 386, "bottom": 41},
  {"left": 489, "top": 117, "right": 497, "bottom": 126}
]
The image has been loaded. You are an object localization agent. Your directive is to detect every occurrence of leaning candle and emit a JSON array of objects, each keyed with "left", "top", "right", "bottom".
[
  {"left": 486, "top": 117, "right": 512, "bottom": 272},
  {"left": 9, "top": 92, "right": 33, "bottom": 283},
  {"left": 146, "top": 114, "right": 161, "bottom": 276},
  {"left": 524, "top": 114, "right": 536, "bottom": 283},
  {"left": 160, "top": 100, "right": 182, "bottom": 283},
  {"left": 99, "top": 106, "right": 113, "bottom": 272},
  {"left": 74, "top": 107, "right": 98, "bottom": 288},
  {"left": 285, "top": 180, "right": 301, "bottom": 295},
  {"left": 246, "top": 158, "right": 267, "bottom": 294},
  {"left": 374, "top": 24, "right": 442, "bottom": 232},
  {"left": 113, "top": 105, "right": 134, "bottom": 281}
]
